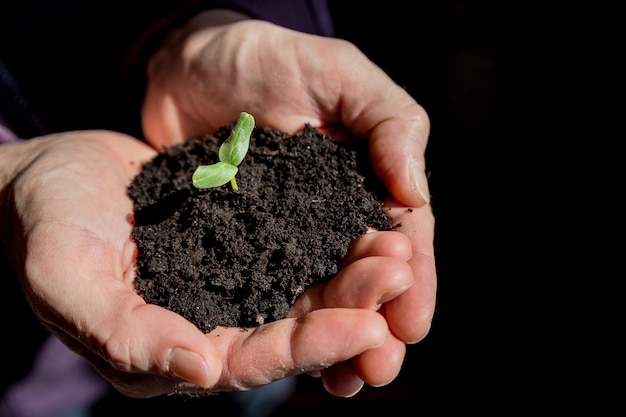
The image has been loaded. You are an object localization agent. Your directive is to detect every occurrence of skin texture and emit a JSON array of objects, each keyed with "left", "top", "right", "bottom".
[{"left": 0, "top": 10, "right": 435, "bottom": 399}]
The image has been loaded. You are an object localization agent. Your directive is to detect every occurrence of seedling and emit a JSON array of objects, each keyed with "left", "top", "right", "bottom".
[{"left": 192, "top": 112, "right": 255, "bottom": 191}]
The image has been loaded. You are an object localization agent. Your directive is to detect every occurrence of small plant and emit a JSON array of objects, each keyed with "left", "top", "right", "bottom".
[{"left": 192, "top": 112, "right": 255, "bottom": 191}]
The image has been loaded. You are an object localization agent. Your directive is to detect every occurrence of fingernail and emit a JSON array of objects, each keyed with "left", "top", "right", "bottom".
[
  {"left": 168, "top": 348, "right": 211, "bottom": 388},
  {"left": 343, "top": 381, "right": 365, "bottom": 398},
  {"left": 411, "top": 160, "right": 431, "bottom": 204},
  {"left": 408, "top": 322, "right": 432, "bottom": 344}
]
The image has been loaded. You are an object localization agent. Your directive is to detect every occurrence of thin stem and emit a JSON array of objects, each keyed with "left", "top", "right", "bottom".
[{"left": 230, "top": 177, "right": 239, "bottom": 191}]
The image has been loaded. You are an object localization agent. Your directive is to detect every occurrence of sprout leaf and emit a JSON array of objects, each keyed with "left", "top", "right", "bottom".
[
  {"left": 219, "top": 112, "right": 254, "bottom": 167},
  {"left": 192, "top": 111, "right": 255, "bottom": 190},
  {"left": 192, "top": 162, "right": 238, "bottom": 189}
]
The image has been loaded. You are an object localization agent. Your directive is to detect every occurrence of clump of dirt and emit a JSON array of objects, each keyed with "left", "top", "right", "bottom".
[{"left": 128, "top": 123, "right": 391, "bottom": 333}]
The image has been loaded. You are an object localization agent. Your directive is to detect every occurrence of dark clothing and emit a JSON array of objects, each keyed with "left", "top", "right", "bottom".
[{"left": 0, "top": 0, "right": 333, "bottom": 139}]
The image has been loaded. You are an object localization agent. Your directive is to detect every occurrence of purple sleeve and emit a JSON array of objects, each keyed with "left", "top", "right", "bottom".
[
  {"left": 219, "top": 0, "right": 334, "bottom": 36},
  {"left": 129, "top": 0, "right": 335, "bottom": 73},
  {"left": 0, "top": 114, "right": 20, "bottom": 144},
  {"left": 161, "top": 0, "right": 335, "bottom": 36}
]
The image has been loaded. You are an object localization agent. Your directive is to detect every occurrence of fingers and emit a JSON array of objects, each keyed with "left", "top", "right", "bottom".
[
  {"left": 341, "top": 230, "right": 412, "bottom": 266},
  {"left": 353, "top": 319, "right": 407, "bottom": 386},
  {"left": 291, "top": 231, "right": 417, "bottom": 336},
  {"left": 290, "top": 254, "right": 414, "bottom": 318},
  {"left": 130, "top": 307, "right": 389, "bottom": 396},
  {"left": 292, "top": 230, "right": 413, "bottom": 314},
  {"left": 113, "top": 303, "right": 222, "bottom": 389},
  {"left": 286, "top": 224, "right": 434, "bottom": 395},
  {"left": 384, "top": 203, "right": 437, "bottom": 343},
  {"left": 206, "top": 308, "right": 390, "bottom": 391},
  {"left": 50, "top": 301, "right": 224, "bottom": 398},
  {"left": 106, "top": 308, "right": 389, "bottom": 397},
  {"left": 320, "top": 330, "right": 407, "bottom": 397},
  {"left": 326, "top": 256, "right": 415, "bottom": 310},
  {"left": 321, "top": 361, "right": 364, "bottom": 397},
  {"left": 286, "top": 231, "right": 415, "bottom": 395}
]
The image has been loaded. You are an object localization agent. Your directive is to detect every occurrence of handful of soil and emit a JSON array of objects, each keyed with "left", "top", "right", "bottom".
[{"left": 128, "top": 124, "right": 391, "bottom": 333}]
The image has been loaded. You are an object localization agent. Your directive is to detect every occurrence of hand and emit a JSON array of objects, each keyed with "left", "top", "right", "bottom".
[
  {"left": 0, "top": 130, "right": 425, "bottom": 398},
  {"left": 142, "top": 11, "right": 431, "bottom": 207},
  {"left": 141, "top": 10, "right": 436, "bottom": 395}
]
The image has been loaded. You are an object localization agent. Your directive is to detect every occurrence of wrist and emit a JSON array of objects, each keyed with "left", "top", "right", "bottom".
[
  {"left": 128, "top": 7, "right": 251, "bottom": 97},
  {"left": 183, "top": 9, "right": 251, "bottom": 32},
  {"left": 155, "top": 8, "right": 250, "bottom": 55}
]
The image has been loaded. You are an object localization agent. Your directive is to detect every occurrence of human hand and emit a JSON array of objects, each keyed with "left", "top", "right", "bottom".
[
  {"left": 0, "top": 130, "right": 424, "bottom": 398},
  {"left": 141, "top": 11, "right": 436, "bottom": 394},
  {"left": 142, "top": 12, "right": 431, "bottom": 206}
]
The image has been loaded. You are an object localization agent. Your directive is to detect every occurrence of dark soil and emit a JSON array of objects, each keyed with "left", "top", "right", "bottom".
[{"left": 128, "top": 123, "right": 391, "bottom": 333}]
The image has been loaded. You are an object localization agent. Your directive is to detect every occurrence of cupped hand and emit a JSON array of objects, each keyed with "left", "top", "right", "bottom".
[
  {"left": 142, "top": 12, "right": 437, "bottom": 395},
  {"left": 142, "top": 13, "right": 431, "bottom": 208},
  {"left": 0, "top": 130, "right": 426, "bottom": 398}
]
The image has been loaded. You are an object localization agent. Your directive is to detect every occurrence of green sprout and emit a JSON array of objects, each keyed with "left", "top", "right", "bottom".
[{"left": 192, "top": 112, "right": 255, "bottom": 191}]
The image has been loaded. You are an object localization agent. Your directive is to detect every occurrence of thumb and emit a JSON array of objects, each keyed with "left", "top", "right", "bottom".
[
  {"left": 329, "top": 52, "right": 432, "bottom": 208},
  {"left": 133, "top": 304, "right": 223, "bottom": 387},
  {"left": 368, "top": 114, "right": 431, "bottom": 208},
  {"left": 61, "top": 300, "right": 223, "bottom": 398}
]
